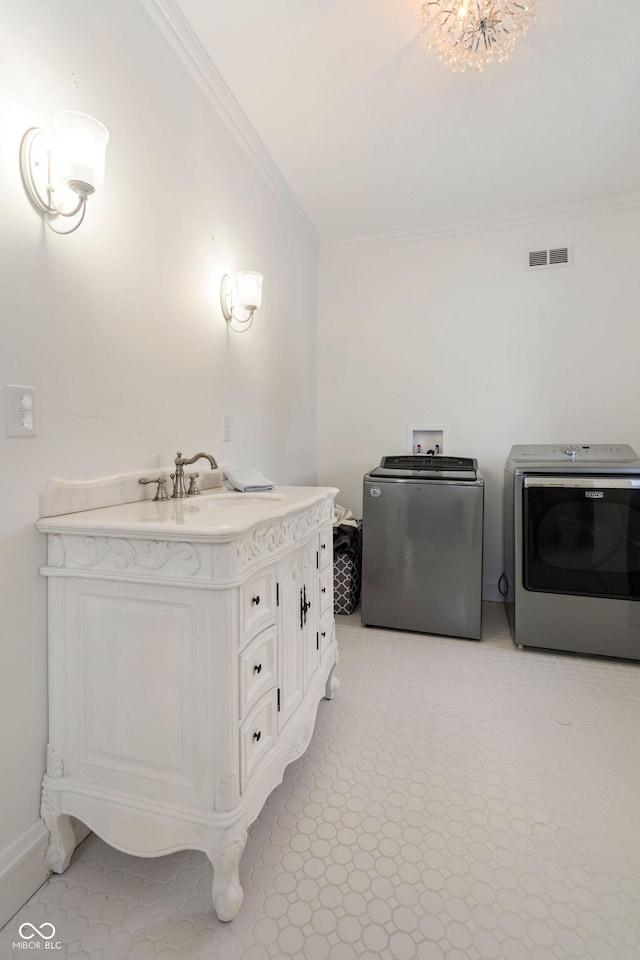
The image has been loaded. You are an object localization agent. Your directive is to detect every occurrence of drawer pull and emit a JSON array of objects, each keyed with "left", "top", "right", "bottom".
[
  {"left": 253, "top": 663, "right": 262, "bottom": 674},
  {"left": 253, "top": 730, "right": 261, "bottom": 742},
  {"left": 251, "top": 595, "right": 261, "bottom": 606}
]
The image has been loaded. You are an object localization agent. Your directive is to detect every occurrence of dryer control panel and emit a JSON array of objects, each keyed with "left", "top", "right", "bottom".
[{"left": 507, "top": 443, "right": 639, "bottom": 465}]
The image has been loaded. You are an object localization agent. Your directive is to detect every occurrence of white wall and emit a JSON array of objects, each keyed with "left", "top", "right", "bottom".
[
  {"left": 317, "top": 205, "right": 640, "bottom": 600},
  {"left": 0, "top": 0, "right": 318, "bottom": 924}
]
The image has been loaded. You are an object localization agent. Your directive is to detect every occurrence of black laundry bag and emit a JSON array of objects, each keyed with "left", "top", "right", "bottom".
[{"left": 333, "top": 521, "right": 363, "bottom": 614}]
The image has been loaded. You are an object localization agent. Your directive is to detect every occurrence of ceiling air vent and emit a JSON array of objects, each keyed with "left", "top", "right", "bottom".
[{"left": 526, "top": 245, "right": 573, "bottom": 270}]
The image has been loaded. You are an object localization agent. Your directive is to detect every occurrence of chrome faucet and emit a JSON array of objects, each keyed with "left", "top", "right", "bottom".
[{"left": 171, "top": 451, "right": 219, "bottom": 498}]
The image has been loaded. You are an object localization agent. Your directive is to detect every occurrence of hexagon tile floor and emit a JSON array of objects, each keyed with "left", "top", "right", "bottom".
[{"left": 2, "top": 602, "right": 640, "bottom": 960}]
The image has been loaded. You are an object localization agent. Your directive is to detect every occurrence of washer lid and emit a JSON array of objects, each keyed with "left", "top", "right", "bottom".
[{"left": 369, "top": 455, "right": 478, "bottom": 481}]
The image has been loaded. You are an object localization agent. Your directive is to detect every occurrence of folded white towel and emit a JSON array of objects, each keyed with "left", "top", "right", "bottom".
[
  {"left": 224, "top": 468, "right": 276, "bottom": 492},
  {"left": 333, "top": 504, "right": 359, "bottom": 528}
]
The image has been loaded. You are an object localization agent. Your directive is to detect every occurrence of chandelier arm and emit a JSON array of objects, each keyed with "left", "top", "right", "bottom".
[{"left": 420, "top": 0, "right": 536, "bottom": 72}]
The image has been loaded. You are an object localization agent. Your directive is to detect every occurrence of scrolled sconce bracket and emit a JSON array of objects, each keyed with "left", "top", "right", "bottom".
[
  {"left": 221, "top": 274, "right": 256, "bottom": 333},
  {"left": 19, "top": 112, "right": 109, "bottom": 235},
  {"left": 20, "top": 127, "right": 87, "bottom": 234}
]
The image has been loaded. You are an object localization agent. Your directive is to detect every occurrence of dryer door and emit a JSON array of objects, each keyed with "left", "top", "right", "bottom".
[{"left": 523, "top": 477, "right": 640, "bottom": 599}]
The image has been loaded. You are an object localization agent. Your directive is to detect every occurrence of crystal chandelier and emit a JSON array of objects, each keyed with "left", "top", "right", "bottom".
[{"left": 420, "top": 1, "right": 537, "bottom": 73}]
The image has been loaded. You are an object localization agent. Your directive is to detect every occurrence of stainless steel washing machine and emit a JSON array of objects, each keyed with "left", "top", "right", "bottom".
[
  {"left": 362, "top": 455, "right": 484, "bottom": 640},
  {"left": 504, "top": 444, "right": 640, "bottom": 659}
]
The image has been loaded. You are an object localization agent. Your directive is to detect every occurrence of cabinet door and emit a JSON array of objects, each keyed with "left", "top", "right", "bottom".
[
  {"left": 302, "top": 537, "right": 319, "bottom": 690},
  {"left": 57, "top": 578, "right": 218, "bottom": 807},
  {"left": 276, "top": 548, "right": 305, "bottom": 731}
]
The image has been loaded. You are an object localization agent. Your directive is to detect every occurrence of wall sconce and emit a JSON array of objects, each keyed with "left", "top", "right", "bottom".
[
  {"left": 221, "top": 271, "right": 263, "bottom": 333},
  {"left": 20, "top": 111, "right": 110, "bottom": 235}
]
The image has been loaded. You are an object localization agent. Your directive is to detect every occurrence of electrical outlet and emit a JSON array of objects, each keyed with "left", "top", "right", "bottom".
[
  {"left": 6, "top": 385, "right": 37, "bottom": 438},
  {"left": 223, "top": 414, "right": 231, "bottom": 442}
]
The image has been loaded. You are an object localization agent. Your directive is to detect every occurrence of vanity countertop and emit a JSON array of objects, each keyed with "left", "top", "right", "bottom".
[{"left": 36, "top": 486, "right": 339, "bottom": 541}]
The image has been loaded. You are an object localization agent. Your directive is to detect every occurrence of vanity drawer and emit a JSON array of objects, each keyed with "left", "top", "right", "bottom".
[
  {"left": 240, "top": 690, "right": 277, "bottom": 791},
  {"left": 239, "top": 625, "right": 276, "bottom": 719},
  {"left": 318, "top": 527, "right": 333, "bottom": 570},
  {"left": 319, "top": 565, "right": 333, "bottom": 614},
  {"left": 318, "top": 528, "right": 332, "bottom": 569},
  {"left": 319, "top": 607, "right": 334, "bottom": 656},
  {"left": 240, "top": 567, "right": 276, "bottom": 647}
]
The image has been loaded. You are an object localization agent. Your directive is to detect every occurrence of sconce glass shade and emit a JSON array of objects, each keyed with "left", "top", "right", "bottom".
[
  {"left": 53, "top": 111, "right": 110, "bottom": 197},
  {"left": 20, "top": 110, "right": 109, "bottom": 234},
  {"left": 221, "top": 271, "right": 264, "bottom": 332},
  {"left": 236, "top": 271, "right": 263, "bottom": 312}
]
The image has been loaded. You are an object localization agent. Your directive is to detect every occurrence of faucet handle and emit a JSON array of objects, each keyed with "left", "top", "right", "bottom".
[
  {"left": 187, "top": 472, "right": 201, "bottom": 496},
  {"left": 139, "top": 476, "right": 170, "bottom": 501}
]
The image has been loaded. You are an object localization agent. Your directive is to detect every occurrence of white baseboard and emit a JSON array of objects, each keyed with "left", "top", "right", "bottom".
[
  {"left": 0, "top": 819, "right": 91, "bottom": 931},
  {"left": 482, "top": 580, "right": 503, "bottom": 603},
  {"left": 0, "top": 821, "right": 49, "bottom": 930}
]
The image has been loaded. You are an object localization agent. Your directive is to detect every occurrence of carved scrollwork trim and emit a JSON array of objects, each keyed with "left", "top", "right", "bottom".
[
  {"left": 40, "top": 787, "right": 56, "bottom": 824},
  {"left": 48, "top": 535, "right": 66, "bottom": 567},
  {"left": 40, "top": 789, "right": 63, "bottom": 869},
  {"left": 287, "top": 722, "right": 313, "bottom": 763},
  {"left": 62, "top": 536, "right": 201, "bottom": 575},
  {"left": 212, "top": 546, "right": 230, "bottom": 579},
  {"left": 46, "top": 743, "right": 64, "bottom": 778},
  {"left": 40, "top": 788, "right": 75, "bottom": 873},
  {"left": 215, "top": 773, "right": 238, "bottom": 811},
  {"left": 235, "top": 501, "right": 330, "bottom": 572},
  {"left": 210, "top": 821, "right": 248, "bottom": 868}
]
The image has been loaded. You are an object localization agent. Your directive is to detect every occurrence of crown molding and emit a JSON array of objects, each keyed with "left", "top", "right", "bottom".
[
  {"left": 139, "top": 0, "right": 321, "bottom": 254},
  {"left": 321, "top": 192, "right": 640, "bottom": 252}
]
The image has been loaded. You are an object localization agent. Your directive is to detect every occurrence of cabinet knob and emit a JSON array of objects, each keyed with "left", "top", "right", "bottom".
[
  {"left": 253, "top": 731, "right": 261, "bottom": 742},
  {"left": 321, "top": 631, "right": 326, "bottom": 638},
  {"left": 253, "top": 663, "right": 262, "bottom": 674},
  {"left": 321, "top": 543, "right": 326, "bottom": 550},
  {"left": 251, "top": 595, "right": 261, "bottom": 606},
  {"left": 321, "top": 587, "right": 326, "bottom": 594}
]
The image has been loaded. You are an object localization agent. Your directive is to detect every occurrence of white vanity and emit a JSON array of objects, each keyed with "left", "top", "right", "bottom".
[{"left": 36, "top": 481, "right": 338, "bottom": 920}]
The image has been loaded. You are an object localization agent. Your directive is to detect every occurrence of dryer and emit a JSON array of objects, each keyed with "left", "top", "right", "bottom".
[{"left": 504, "top": 444, "right": 640, "bottom": 659}]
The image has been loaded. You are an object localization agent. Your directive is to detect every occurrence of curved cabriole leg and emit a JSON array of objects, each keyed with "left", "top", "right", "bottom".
[
  {"left": 40, "top": 789, "right": 76, "bottom": 873},
  {"left": 209, "top": 823, "right": 247, "bottom": 921},
  {"left": 324, "top": 662, "right": 340, "bottom": 700}
]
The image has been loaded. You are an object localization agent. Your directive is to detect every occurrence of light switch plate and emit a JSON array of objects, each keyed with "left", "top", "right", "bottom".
[{"left": 6, "top": 385, "right": 37, "bottom": 437}]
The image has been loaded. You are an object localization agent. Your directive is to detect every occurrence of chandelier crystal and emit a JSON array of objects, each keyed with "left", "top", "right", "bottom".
[{"left": 420, "top": 1, "right": 537, "bottom": 73}]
